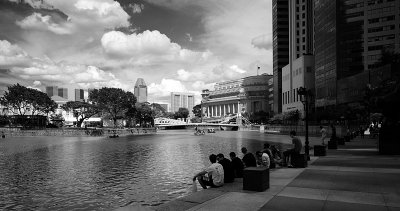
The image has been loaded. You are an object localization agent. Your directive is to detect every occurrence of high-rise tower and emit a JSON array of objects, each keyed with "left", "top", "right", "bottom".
[
  {"left": 134, "top": 78, "right": 148, "bottom": 103},
  {"left": 272, "top": 0, "right": 289, "bottom": 114}
]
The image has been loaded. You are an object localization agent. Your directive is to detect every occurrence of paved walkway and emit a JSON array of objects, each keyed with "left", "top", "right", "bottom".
[{"left": 119, "top": 137, "right": 400, "bottom": 211}]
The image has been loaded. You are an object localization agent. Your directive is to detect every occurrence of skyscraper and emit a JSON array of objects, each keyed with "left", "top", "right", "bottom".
[
  {"left": 281, "top": 0, "right": 314, "bottom": 114},
  {"left": 134, "top": 78, "right": 148, "bottom": 103},
  {"left": 46, "top": 86, "right": 58, "bottom": 97},
  {"left": 314, "top": 0, "right": 400, "bottom": 109},
  {"left": 170, "top": 92, "right": 195, "bottom": 115},
  {"left": 58, "top": 88, "right": 68, "bottom": 99},
  {"left": 272, "top": 0, "right": 289, "bottom": 114}
]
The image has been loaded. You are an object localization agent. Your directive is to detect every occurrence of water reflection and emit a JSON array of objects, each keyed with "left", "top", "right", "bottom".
[{"left": 0, "top": 130, "right": 293, "bottom": 210}]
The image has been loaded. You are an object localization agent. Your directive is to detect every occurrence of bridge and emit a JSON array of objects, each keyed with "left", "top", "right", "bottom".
[{"left": 154, "top": 117, "right": 251, "bottom": 130}]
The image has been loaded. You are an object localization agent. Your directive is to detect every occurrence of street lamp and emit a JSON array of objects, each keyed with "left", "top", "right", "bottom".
[
  {"left": 201, "top": 90, "right": 210, "bottom": 123},
  {"left": 298, "top": 86, "right": 311, "bottom": 161}
]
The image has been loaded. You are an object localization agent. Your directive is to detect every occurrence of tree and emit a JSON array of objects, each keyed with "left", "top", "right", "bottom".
[
  {"left": 134, "top": 103, "right": 155, "bottom": 127},
  {"left": 175, "top": 107, "right": 189, "bottom": 119},
  {"left": 89, "top": 87, "right": 136, "bottom": 127},
  {"left": 192, "top": 104, "right": 201, "bottom": 117},
  {"left": 0, "top": 83, "right": 56, "bottom": 116},
  {"left": 150, "top": 103, "right": 166, "bottom": 118},
  {"left": 61, "top": 101, "right": 100, "bottom": 127}
]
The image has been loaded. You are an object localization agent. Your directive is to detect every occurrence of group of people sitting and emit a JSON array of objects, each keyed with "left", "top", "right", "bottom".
[{"left": 192, "top": 131, "right": 303, "bottom": 189}]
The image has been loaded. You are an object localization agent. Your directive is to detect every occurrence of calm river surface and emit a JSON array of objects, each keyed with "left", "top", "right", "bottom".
[{"left": 0, "top": 130, "right": 295, "bottom": 210}]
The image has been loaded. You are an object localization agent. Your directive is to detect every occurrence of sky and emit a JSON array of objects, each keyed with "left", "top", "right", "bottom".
[{"left": 0, "top": 0, "right": 273, "bottom": 104}]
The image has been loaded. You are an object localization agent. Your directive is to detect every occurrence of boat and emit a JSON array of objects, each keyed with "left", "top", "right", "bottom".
[
  {"left": 207, "top": 128, "right": 215, "bottom": 133},
  {"left": 194, "top": 130, "right": 205, "bottom": 136},
  {"left": 109, "top": 134, "right": 119, "bottom": 138}
]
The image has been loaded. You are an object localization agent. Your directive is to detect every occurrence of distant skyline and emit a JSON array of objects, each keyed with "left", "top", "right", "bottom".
[{"left": 0, "top": 0, "right": 272, "bottom": 104}]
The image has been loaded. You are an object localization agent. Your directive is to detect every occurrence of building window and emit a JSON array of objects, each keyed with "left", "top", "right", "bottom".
[
  {"left": 302, "top": 13, "right": 305, "bottom": 18},
  {"left": 302, "top": 37, "right": 305, "bottom": 42},
  {"left": 302, "top": 5, "right": 305, "bottom": 10},
  {"left": 296, "top": 7, "right": 299, "bottom": 12},
  {"left": 302, "top": 21, "right": 305, "bottom": 26},
  {"left": 303, "top": 45, "right": 306, "bottom": 50},
  {"left": 302, "top": 29, "right": 305, "bottom": 34}
]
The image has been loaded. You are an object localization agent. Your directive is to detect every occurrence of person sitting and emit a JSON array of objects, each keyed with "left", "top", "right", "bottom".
[
  {"left": 256, "top": 151, "right": 270, "bottom": 168},
  {"left": 282, "top": 131, "right": 302, "bottom": 167},
  {"left": 193, "top": 154, "right": 224, "bottom": 189},
  {"left": 229, "top": 152, "right": 244, "bottom": 178},
  {"left": 241, "top": 147, "right": 257, "bottom": 167},
  {"left": 262, "top": 143, "right": 276, "bottom": 168},
  {"left": 217, "top": 153, "right": 235, "bottom": 183}
]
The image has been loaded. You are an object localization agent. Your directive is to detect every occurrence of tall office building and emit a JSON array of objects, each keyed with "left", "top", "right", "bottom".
[
  {"left": 58, "top": 88, "right": 68, "bottom": 99},
  {"left": 75, "top": 89, "right": 85, "bottom": 102},
  {"left": 272, "top": 0, "right": 289, "bottom": 114},
  {"left": 281, "top": 0, "right": 314, "bottom": 114},
  {"left": 46, "top": 86, "right": 58, "bottom": 97},
  {"left": 170, "top": 92, "right": 195, "bottom": 115},
  {"left": 134, "top": 78, "right": 148, "bottom": 103},
  {"left": 314, "top": 0, "right": 400, "bottom": 109}
]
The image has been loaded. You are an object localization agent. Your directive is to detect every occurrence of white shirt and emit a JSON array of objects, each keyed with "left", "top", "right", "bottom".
[
  {"left": 261, "top": 153, "right": 270, "bottom": 168},
  {"left": 205, "top": 163, "right": 224, "bottom": 186},
  {"left": 321, "top": 128, "right": 327, "bottom": 138}
]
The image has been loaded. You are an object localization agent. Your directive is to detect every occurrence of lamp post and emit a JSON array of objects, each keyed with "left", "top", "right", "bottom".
[
  {"left": 201, "top": 90, "right": 210, "bottom": 123},
  {"left": 298, "top": 87, "right": 310, "bottom": 161}
]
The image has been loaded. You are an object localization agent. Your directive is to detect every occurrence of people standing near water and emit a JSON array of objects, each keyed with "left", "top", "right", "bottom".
[
  {"left": 241, "top": 147, "right": 256, "bottom": 167},
  {"left": 193, "top": 154, "right": 224, "bottom": 189},
  {"left": 229, "top": 152, "right": 244, "bottom": 178},
  {"left": 216, "top": 153, "right": 234, "bottom": 183},
  {"left": 320, "top": 126, "right": 327, "bottom": 145},
  {"left": 282, "top": 131, "right": 302, "bottom": 167}
]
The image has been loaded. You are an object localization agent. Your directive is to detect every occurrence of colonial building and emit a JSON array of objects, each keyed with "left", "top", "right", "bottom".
[{"left": 202, "top": 74, "right": 273, "bottom": 118}]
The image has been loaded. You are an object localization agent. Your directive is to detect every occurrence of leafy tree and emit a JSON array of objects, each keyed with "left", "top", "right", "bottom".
[
  {"left": 174, "top": 107, "right": 189, "bottom": 119},
  {"left": 150, "top": 103, "right": 166, "bottom": 118},
  {"left": 192, "top": 104, "right": 202, "bottom": 117},
  {"left": 89, "top": 87, "right": 136, "bottom": 127},
  {"left": 134, "top": 103, "right": 155, "bottom": 127},
  {"left": 61, "top": 101, "right": 100, "bottom": 127},
  {"left": 165, "top": 112, "right": 175, "bottom": 119},
  {"left": 0, "top": 83, "right": 56, "bottom": 116}
]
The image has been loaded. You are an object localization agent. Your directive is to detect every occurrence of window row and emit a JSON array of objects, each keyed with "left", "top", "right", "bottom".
[{"left": 282, "top": 88, "right": 302, "bottom": 105}]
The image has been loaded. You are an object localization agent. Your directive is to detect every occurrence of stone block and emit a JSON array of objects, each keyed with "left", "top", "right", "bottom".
[
  {"left": 291, "top": 153, "right": 308, "bottom": 168},
  {"left": 314, "top": 145, "right": 326, "bottom": 156},
  {"left": 243, "top": 167, "right": 269, "bottom": 191}
]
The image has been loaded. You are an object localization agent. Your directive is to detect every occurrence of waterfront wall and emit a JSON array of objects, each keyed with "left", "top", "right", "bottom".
[
  {"left": 261, "top": 125, "right": 346, "bottom": 137},
  {"left": 0, "top": 127, "right": 156, "bottom": 137}
]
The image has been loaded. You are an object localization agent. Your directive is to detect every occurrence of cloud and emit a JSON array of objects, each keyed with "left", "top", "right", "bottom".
[
  {"left": 16, "top": 13, "right": 73, "bottom": 35},
  {"left": 129, "top": 3, "right": 144, "bottom": 14},
  {"left": 0, "top": 40, "right": 31, "bottom": 68},
  {"left": 148, "top": 78, "right": 188, "bottom": 98},
  {"left": 0, "top": 40, "right": 125, "bottom": 89},
  {"left": 186, "top": 33, "right": 193, "bottom": 42},
  {"left": 251, "top": 34, "right": 272, "bottom": 50}
]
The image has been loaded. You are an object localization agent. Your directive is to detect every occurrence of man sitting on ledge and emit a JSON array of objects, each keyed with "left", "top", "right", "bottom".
[
  {"left": 193, "top": 154, "right": 224, "bottom": 189},
  {"left": 283, "top": 131, "right": 302, "bottom": 167}
]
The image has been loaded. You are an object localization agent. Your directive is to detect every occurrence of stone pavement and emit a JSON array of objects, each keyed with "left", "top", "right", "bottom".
[{"left": 119, "top": 137, "right": 400, "bottom": 211}]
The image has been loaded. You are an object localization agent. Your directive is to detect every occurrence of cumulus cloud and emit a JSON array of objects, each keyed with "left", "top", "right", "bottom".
[
  {"left": 148, "top": 78, "right": 188, "bottom": 98},
  {"left": 16, "top": 13, "right": 72, "bottom": 35},
  {"left": 129, "top": 3, "right": 144, "bottom": 13},
  {"left": 251, "top": 34, "right": 273, "bottom": 50},
  {"left": 0, "top": 40, "right": 31, "bottom": 68},
  {"left": 0, "top": 40, "right": 124, "bottom": 89},
  {"left": 102, "top": 30, "right": 186, "bottom": 58}
]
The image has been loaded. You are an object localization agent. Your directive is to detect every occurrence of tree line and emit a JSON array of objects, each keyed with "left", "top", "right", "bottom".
[{"left": 0, "top": 84, "right": 191, "bottom": 128}]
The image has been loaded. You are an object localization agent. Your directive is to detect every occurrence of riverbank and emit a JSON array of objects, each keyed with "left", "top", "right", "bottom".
[
  {"left": 0, "top": 127, "right": 156, "bottom": 137},
  {"left": 117, "top": 136, "right": 400, "bottom": 211}
]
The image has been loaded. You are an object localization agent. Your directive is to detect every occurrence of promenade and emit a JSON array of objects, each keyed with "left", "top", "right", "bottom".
[{"left": 119, "top": 136, "right": 400, "bottom": 211}]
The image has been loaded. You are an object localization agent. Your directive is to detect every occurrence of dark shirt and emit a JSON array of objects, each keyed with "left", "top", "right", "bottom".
[
  {"left": 242, "top": 153, "right": 257, "bottom": 167},
  {"left": 292, "top": 137, "right": 302, "bottom": 153},
  {"left": 218, "top": 158, "right": 235, "bottom": 183},
  {"left": 231, "top": 157, "right": 244, "bottom": 178}
]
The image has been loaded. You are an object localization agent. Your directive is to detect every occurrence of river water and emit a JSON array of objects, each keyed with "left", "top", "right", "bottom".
[{"left": 0, "top": 130, "right": 294, "bottom": 210}]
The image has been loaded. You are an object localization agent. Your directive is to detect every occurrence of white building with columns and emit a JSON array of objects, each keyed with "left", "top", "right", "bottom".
[{"left": 201, "top": 74, "right": 273, "bottom": 119}]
